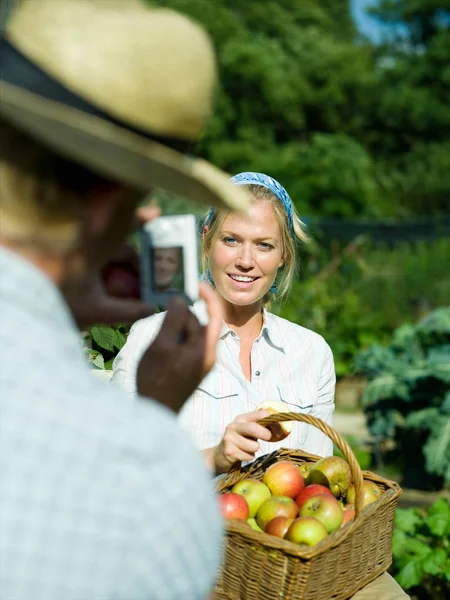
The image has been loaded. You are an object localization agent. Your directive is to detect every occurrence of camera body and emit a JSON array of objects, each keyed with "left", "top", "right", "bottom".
[{"left": 140, "top": 214, "right": 199, "bottom": 309}]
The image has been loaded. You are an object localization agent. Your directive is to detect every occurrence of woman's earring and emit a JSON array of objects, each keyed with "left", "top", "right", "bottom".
[
  {"left": 206, "top": 269, "right": 214, "bottom": 286},
  {"left": 270, "top": 279, "right": 277, "bottom": 294}
]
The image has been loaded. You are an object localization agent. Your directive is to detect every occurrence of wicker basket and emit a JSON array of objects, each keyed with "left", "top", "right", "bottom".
[{"left": 215, "top": 412, "right": 402, "bottom": 600}]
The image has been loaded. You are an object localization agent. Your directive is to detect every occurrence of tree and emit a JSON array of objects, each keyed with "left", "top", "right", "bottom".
[
  {"left": 365, "top": 0, "right": 450, "bottom": 214},
  {"left": 151, "top": 0, "right": 379, "bottom": 217}
]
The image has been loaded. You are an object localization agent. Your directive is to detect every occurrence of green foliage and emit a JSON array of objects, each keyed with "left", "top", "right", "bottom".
[
  {"left": 149, "top": 0, "right": 449, "bottom": 217},
  {"left": 391, "top": 499, "right": 450, "bottom": 598},
  {"left": 149, "top": 0, "right": 380, "bottom": 218},
  {"left": 354, "top": 308, "right": 450, "bottom": 488},
  {"left": 365, "top": 1, "right": 450, "bottom": 214},
  {"left": 83, "top": 324, "right": 130, "bottom": 370},
  {"left": 275, "top": 238, "right": 450, "bottom": 377}
]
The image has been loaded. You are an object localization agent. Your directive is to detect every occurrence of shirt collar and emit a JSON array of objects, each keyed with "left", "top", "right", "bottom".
[{"left": 219, "top": 308, "right": 285, "bottom": 353}]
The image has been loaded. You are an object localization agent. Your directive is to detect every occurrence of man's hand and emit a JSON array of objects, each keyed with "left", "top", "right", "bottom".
[
  {"left": 67, "top": 206, "right": 160, "bottom": 329},
  {"left": 136, "top": 282, "right": 223, "bottom": 413}
]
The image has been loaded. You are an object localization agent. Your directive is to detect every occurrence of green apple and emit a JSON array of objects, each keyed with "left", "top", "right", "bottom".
[
  {"left": 232, "top": 480, "right": 271, "bottom": 518},
  {"left": 299, "top": 493, "right": 344, "bottom": 533},
  {"left": 256, "top": 496, "right": 298, "bottom": 531},
  {"left": 285, "top": 517, "right": 328, "bottom": 546},
  {"left": 307, "top": 456, "right": 352, "bottom": 498},
  {"left": 247, "top": 518, "right": 263, "bottom": 532},
  {"left": 346, "top": 480, "right": 381, "bottom": 508}
]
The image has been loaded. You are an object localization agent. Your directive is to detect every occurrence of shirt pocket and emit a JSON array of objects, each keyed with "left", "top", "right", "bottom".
[
  {"left": 274, "top": 384, "right": 314, "bottom": 414},
  {"left": 196, "top": 385, "right": 239, "bottom": 400}
]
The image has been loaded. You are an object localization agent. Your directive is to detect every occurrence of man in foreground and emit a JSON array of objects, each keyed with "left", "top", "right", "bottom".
[{"left": 0, "top": 1, "right": 249, "bottom": 598}]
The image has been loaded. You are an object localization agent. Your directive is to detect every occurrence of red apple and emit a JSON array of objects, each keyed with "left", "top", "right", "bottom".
[
  {"left": 299, "top": 493, "right": 344, "bottom": 533},
  {"left": 307, "top": 456, "right": 352, "bottom": 498},
  {"left": 265, "top": 516, "right": 294, "bottom": 538},
  {"left": 341, "top": 504, "right": 356, "bottom": 526},
  {"left": 346, "top": 480, "right": 382, "bottom": 508},
  {"left": 256, "top": 400, "right": 294, "bottom": 442},
  {"left": 285, "top": 517, "right": 328, "bottom": 546},
  {"left": 263, "top": 461, "right": 305, "bottom": 499},
  {"left": 219, "top": 493, "right": 249, "bottom": 520},
  {"left": 295, "top": 484, "right": 334, "bottom": 509},
  {"left": 231, "top": 479, "right": 271, "bottom": 518},
  {"left": 256, "top": 496, "right": 298, "bottom": 531}
]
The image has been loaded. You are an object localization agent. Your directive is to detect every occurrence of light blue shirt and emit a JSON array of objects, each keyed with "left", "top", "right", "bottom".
[{"left": 0, "top": 247, "right": 222, "bottom": 600}]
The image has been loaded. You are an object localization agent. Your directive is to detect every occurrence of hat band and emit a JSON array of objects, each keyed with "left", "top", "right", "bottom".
[{"left": 0, "top": 38, "right": 192, "bottom": 155}]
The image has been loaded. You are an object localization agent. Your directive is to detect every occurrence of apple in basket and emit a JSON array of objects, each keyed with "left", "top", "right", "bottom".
[
  {"left": 265, "top": 516, "right": 294, "bottom": 538},
  {"left": 307, "top": 456, "right": 352, "bottom": 498},
  {"left": 342, "top": 504, "right": 356, "bottom": 526},
  {"left": 346, "top": 480, "right": 382, "bottom": 508},
  {"left": 231, "top": 480, "right": 271, "bottom": 518},
  {"left": 299, "top": 494, "right": 344, "bottom": 533},
  {"left": 285, "top": 517, "right": 328, "bottom": 546},
  {"left": 256, "top": 496, "right": 298, "bottom": 531},
  {"left": 295, "top": 484, "right": 333, "bottom": 509},
  {"left": 256, "top": 400, "right": 294, "bottom": 442},
  {"left": 247, "top": 518, "right": 264, "bottom": 532},
  {"left": 219, "top": 493, "right": 249, "bottom": 520},
  {"left": 298, "top": 463, "right": 311, "bottom": 479},
  {"left": 263, "top": 461, "right": 305, "bottom": 499}
]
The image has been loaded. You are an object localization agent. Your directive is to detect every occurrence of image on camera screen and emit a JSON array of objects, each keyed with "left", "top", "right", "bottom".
[{"left": 150, "top": 246, "right": 185, "bottom": 293}]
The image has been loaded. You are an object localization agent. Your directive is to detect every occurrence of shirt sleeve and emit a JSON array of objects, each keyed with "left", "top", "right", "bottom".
[
  {"left": 111, "top": 314, "right": 164, "bottom": 398},
  {"left": 129, "top": 403, "right": 224, "bottom": 598},
  {"left": 304, "top": 340, "right": 336, "bottom": 457}
]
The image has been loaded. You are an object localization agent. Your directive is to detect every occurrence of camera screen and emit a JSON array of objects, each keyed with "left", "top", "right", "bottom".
[{"left": 150, "top": 246, "right": 184, "bottom": 293}]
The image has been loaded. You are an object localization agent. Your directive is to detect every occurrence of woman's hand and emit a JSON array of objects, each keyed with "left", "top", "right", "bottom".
[{"left": 208, "top": 410, "right": 272, "bottom": 475}]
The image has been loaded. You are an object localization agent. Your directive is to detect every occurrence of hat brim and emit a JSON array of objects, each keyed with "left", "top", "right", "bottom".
[{"left": 0, "top": 82, "right": 249, "bottom": 212}]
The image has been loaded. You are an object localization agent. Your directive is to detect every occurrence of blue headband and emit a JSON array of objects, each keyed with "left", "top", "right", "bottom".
[{"left": 205, "top": 172, "right": 294, "bottom": 234}]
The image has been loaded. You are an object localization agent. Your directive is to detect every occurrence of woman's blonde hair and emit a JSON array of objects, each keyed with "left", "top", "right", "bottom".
[
  {"left": 201, "top": 183, "right": 308, "bottom": 304},
  {"left": 0, "top": 120, "right": 108, "bottom": 255}
]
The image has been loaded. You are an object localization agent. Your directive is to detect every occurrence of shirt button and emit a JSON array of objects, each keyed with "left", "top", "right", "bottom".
[{"left": 255, "top": 371, "right": 260, "bottom": 376}]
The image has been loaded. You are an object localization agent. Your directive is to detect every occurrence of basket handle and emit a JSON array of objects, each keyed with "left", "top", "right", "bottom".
[{"left": 238, "top": 412, "right": 364, "bottom": 517}]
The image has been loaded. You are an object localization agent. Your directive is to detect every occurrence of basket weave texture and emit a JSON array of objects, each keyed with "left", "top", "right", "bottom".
[{"left": 214, "top": 412, "right": 402, "bottom": 600}]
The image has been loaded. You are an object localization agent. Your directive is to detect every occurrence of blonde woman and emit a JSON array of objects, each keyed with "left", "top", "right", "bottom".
[
  {"left": 113, "top": 172, "right": 410, "bottom": 600},
  {"left": 112, "top": 172, "right": 336, "bottom": 473}
]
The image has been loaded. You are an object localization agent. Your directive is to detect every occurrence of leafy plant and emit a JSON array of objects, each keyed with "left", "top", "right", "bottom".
[
  {"left": 83, "top": 324, "right": 130, "bottom": 370},
  {"left": 275, "top": 238, "right": 450, "bottom": 378},
  {"left": 353, "top": 307, "right": 450, "bottom": 489},
  {"left": 391, "top": 498, "right": 450, "bottom": 599}
]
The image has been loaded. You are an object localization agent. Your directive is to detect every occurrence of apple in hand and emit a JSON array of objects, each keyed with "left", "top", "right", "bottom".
[
  {"left": 247, "top": 518, "right": 264, "bottom": 532},
  {"left": 256, "top": 496, "right": 298, "bottom": 531},
  {"left": 263, "top": 461, "right": 305, "bottom": 499},
  {"left": 285, "top": 517, "right": 328, "bottom": 546},
  {"left": 346, "top": 480, "right": 382, "bottom": 508},
  {"left": 265, "top": 516, "right": 294, "bottom": 538},
  {"left": 256, "top": 400, "right": 294, "bottom": 442},
  {"left": 299, "top": 493, "right": 344, "bottom": 533},
  {"left": 219, "top": 493, "right": 249, "bottom": 520},
  {"left": 307, "top": 456, "right": 352, "bottom": 498},
  {"left": 231, "top": 480, "right": 271, "bottom": 518},
  {"left": 295, "top": 484, "right": 333, "bottom": 509}
]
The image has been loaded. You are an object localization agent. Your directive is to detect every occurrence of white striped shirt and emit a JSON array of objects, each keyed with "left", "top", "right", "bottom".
[{"left": 112, "top": 305, "right": 336, "bottom": 458}]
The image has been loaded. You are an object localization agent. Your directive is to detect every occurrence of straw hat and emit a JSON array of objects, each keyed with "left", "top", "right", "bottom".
[{"left": 0, "top": 0, "right": 249, "bottom": 211}]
